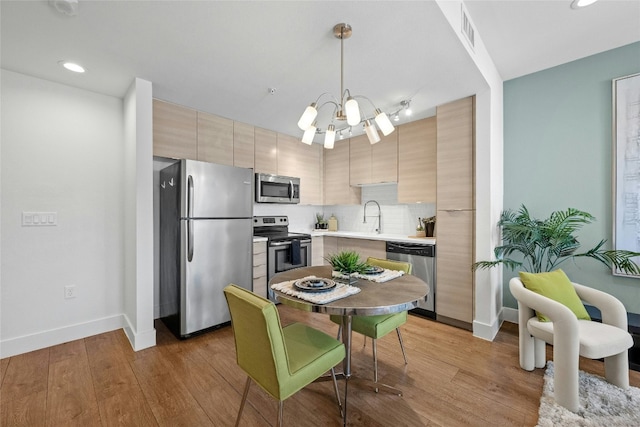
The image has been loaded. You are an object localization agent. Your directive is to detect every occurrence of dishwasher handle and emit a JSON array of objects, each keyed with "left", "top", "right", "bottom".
[{"left": 386, "top": 241, "right": 435, "bottom": 257}]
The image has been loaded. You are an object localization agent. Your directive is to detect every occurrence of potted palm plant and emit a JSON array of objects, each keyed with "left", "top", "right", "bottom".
[
  {"left": 325, "top": 250, "right": 369, "bottom": 285},
  {"left": 473, "top": 205, "right": 640, "bottom": 274}
]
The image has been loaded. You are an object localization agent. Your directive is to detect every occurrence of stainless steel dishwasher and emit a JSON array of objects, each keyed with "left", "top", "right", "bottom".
[{"left": 386, "top": 241, "right": 436, "bottom": 319}]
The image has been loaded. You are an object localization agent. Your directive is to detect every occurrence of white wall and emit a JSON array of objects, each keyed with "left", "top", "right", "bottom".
[{"left": 1, "top": 70, "right": 126, "bottom": 357}]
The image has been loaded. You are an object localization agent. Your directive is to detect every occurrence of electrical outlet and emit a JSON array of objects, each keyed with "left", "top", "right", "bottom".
[{"left": 64, "top": 285, "right": 77, "bottom": 299}]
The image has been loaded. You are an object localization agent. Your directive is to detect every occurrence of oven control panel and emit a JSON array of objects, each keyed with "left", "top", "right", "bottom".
[{"left": 253, "top": 216, "right": 288, "bottom": 227}]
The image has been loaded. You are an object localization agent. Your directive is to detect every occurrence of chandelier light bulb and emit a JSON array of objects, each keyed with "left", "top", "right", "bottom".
[
  {"left": 374, "top": 109, "right": 395, "bottom": 136},
  {"left": 364, "top": 120, "right": 381, "bottom": 144},
  {"left": 345, "top": 97, "right": 361, "bottom": 126},
  {"left": 301, "top": 122, "right": 317, "bottom": 145},
  {"left": 324, "top": 124, "right": 336, "bottom": 149},
  {"left": 297, "top": 103, "right": 318, "bottom": 130}
]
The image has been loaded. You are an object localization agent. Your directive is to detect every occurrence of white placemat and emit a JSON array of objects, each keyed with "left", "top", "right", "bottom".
[
  {"left": 331, "top": 269, "right": 404, "bottom": 283},
  {"left": 270, "top": 276, "right": 361, "bottom": 304}
]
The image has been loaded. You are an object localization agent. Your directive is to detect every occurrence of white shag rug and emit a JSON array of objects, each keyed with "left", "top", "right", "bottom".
[{"left": 536, "top": 361, "right": 640, "bottom": 426}]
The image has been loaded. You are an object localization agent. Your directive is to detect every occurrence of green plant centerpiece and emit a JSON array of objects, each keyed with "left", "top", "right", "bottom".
[
  {"left": 473, "top": 205, "right": 640, "bottom": 275},
  {"left": 325, "top": 250, "right": 369, "bottom": 284}
]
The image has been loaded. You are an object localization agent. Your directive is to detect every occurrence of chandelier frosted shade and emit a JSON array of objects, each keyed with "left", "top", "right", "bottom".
[
  {"left": 297, "top": 103, "right": 318, "bottom": 130},
  {"left": 324, "top": 124, "right": 336, "bottom": 149},
  {"left": 302, "top": 123, "right": 317, "bottom": 145},
  {"left": 364, "top": 120, "right": 381, "bottom": 144},
  {"left": 374, "top": 109, "right": 394, "bottom": 136},
  {"left": 345, "top": 97, "right": 361, "bottom": 126}
]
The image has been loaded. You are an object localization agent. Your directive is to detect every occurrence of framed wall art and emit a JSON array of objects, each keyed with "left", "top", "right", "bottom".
[{"left": 613, "top": 73, "right": 640, "bottom": 277}]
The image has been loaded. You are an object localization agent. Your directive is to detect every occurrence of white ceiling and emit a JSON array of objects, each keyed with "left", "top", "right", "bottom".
[{"left": 2, "top": 1, "right": 639, "bottom": 142}]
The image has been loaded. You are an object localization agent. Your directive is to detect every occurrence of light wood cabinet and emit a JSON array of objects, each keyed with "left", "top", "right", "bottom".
[
  {"left": 325, "top": 139, "right": 361, "bottom": 205},
  {"left": 233, "top": 122, "right": 254, "bottom": 169},
  {"left": 311, "top": 236, "right": 325, "bottom": 266},
  {"left": 323, "top": 236, "right": 339, "bottom": 264},
  {"left": 254, "top": 127, "right": 277, "bottom": 174},
  {"left": 337, "top": 238, "right": 386, "bottom": 261},
  {"left": 152, "top": 99, "right": 197, "bottom": 159},
  {"left": 349, "top": 133, "right": 398, "bottom": 185},
  {"left": 435, "top": 96, "right": 475, "bottom": 330},
  {"left": 398, "top": 117, "right": 436, "bottom": 203},
  {"left": 277, "top": 133, "right": 322, "bottom": 205},
  {"left": 197, "top": 111, "right": 233, "bottom": 165},
  {"left": 253, "top": 241, "right": 267, "bottom": 299},
  {"left": 372, "top": 132, "right": 398, "bottom": 183}
]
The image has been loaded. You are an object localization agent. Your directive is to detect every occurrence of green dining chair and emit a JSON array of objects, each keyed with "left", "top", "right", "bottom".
[
  {"left": 330, "top": 257, "right": 412, "bottom": 391},
  {"left": 223, "top": 284, "right": 345, "bottom": 427}
]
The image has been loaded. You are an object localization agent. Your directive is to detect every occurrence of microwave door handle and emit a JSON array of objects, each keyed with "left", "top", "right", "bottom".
[
  {"left": 289, "top": 180, "right": 294, "bottom": 201},
  {"left": 187, "top": 175, "right": 194, "bottom": 262}
]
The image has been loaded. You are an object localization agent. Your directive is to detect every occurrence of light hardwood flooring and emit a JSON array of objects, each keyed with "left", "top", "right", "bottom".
[{"left": 2, "top": 307, "right": 639, "bottom": 426}]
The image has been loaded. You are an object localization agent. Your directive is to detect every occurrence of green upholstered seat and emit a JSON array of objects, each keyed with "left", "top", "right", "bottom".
[
  {"left": 329, "top": 257, "right": 411, "bottom": 388},
  {"left": 224, "top": 284, "right": 345, "bottom": 426}
]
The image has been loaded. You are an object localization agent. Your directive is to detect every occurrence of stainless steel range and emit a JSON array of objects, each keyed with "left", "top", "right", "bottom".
[{"left": 253, "top": 216, "right": 312, "bottom": 302}]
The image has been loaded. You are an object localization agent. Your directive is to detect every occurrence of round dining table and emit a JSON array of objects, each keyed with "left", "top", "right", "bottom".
[{"left": 270, "top": 265, "right": 429, "bottom": 426}]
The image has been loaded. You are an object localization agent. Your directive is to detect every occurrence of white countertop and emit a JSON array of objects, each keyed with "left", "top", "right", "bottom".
[{"left": 308, "top": 230, "right": 435, "bottom": 245}]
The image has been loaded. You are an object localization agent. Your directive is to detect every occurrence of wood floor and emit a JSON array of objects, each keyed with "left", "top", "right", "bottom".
[{"left": 2, "top": 307, "right": 639, "bottom": 427}]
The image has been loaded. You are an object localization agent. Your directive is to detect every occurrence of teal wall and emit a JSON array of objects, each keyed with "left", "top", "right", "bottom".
[{"left": 503, "top": 42, "right": 640, "bottom": 313}]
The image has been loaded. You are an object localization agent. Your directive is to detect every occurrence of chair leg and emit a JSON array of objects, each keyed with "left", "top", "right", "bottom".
[
  {"left": 604, "top": 351, "right": 630, "bottom": 389},
  {"left": 336, "top": 324, "right": 342, "bottom": 340},
  {"left": 235, "top": 377, "right": 251, "bottom": 427},
  {"left": 396, "top": 328, "right": 408, "bottom": 365},
  {"left": 330, "top": 367, "right": 343, "bottom": 418},
  {"left": 372, "top": 338, "right": 379, "bottom": 392},
  {"left": 277, "top": 400, "right": 283, "bottom": 427}
]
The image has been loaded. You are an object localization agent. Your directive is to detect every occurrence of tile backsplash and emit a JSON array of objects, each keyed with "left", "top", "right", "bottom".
[{"left": 253, "top": 183, "right": 435, "bottom": 236}]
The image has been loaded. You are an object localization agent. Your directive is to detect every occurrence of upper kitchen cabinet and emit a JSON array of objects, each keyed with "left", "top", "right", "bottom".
[
  {"left": 233, "top": 121, "right": 254, "bottom": 169},
  {"left": 349, "top": 133, "right": 398, "bottom": 185},
  {"left": 254, "top": 127, "right": 277, "bottom": 175},
  {"left": 397, "top": 117, "right": 436, "bottom": 203},
  {"left": 153, "top": 99, "right": 197, "bottom": 160},
  {"left": 325, "top": 139, "right": 361, "bottom": 205},
  {"left": 277, "top": 133, "right": 322, "bottom": 205},
  {"left": 436, "top": 96, "right": 474, "bottom": 210},
  {"left": 197, "top": 111, "right": 234, "bottom": 166}
]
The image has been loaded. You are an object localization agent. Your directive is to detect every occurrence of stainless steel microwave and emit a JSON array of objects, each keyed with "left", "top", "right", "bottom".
[{"left": 255, "top": 173, "right": 300, "bottom": 204}]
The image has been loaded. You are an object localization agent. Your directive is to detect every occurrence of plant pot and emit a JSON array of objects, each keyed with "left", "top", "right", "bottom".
[
  {"left": 333, "top": 271, "right": 358, "bottom": 285},
  {"left": 416, "top": 230, "right": 426, "bottom": 237},
  {"left": 425, "top": 222, "right": 435, "bottom": 237}
]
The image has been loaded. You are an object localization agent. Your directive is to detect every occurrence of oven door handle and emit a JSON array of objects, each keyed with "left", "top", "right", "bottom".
[{"left": 269, "top": 239, "right": 311, "bottom": 247}]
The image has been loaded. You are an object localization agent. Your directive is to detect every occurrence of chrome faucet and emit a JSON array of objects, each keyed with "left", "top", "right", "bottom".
[{"left": 363, "top": 200, "right": 382, "bottom": 234}]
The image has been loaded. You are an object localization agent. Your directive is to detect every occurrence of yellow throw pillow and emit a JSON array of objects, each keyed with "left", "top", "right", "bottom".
[{"left": 519, "top": 269, "right": 591, "bottom": 322}]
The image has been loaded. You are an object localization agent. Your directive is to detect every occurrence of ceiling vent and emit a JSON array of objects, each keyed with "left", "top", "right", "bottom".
[{"left": 461, "top": 4, "right": 475, "bottom": 51}]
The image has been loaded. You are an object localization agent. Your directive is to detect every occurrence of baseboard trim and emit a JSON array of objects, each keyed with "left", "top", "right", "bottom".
[
  {"left": 502, "top": 307, "right": 518, "bottom": 324},
  {"left": 473, "top": 311, "right": 503, "bottom": 341},
  {"left": 0, "top": 314, "right": 125, "bottom": 358}
]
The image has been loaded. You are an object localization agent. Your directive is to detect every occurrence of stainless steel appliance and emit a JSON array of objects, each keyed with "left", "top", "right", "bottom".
[
  {"left": 255, "top": 173, "right": 300, "bottom": 204},
  {"left": 159, "top": 159, "right": 253, "bottom": 338},
  {"left": 253, "top": 216, "right": 311, "bottom": 302},
  {"left": 386, "top": 241, "right": 436, "bottom": 318}
]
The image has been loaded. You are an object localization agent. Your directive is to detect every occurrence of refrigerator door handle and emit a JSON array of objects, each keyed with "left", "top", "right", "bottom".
[{"left": 187, "top": 175, "right": 194, "bottom": 262}]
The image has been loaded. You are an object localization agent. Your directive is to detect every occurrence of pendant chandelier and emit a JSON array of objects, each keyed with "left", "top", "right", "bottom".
[{"left": 297, "top": 23, "right": 395, "bottom": 149}]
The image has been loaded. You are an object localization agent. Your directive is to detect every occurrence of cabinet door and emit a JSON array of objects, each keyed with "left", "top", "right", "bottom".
[
  {"left": 349, "top": 134, "right": 371, "bottom": 185},
  {"left": 233, "top": 121, "right": 254, "bottom": 169},
  {"left": 253, "top": 241, "right": 267, "bottom": 298},
  {"left": 254, "top": 127, "right": 277, "bottom": 174},
  {"left": 398, "top": 117, "right": 436, "bottom": 203},
  {"left": 437, "top": 97, "right": 474, "bottom": 210},
  {"left": 337, "top": 238, "right": 386, "bottom": 261},
  {"left": 325, "top": 140, "right": 361, "bottom": 205},
  {"left": 153, "top": 99, "right": 197, "bottom": 159},
  {"left": 436, "top": 209, "right": 474, "bottom": 326},
  {"left": 323, "top": 236, "right": 339, "bottom": 265},
  {"left": 372, "top": 131, "right": 398, "bottom": 183},
  {"left": 311, "top": 237, "right": 325, "bottom": 266},
  {"left": 197, "top": 111, "right": 233, "bottom": 165},
  {"left": 277, "top": 133, "right": 322, "bottom": 205}
]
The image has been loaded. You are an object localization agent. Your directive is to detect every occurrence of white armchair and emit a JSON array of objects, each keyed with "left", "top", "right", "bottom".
[{"left": 509, "top": 277, "right": 633, "bottom": 412}]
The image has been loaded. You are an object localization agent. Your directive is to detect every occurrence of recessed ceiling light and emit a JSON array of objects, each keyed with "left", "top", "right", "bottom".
[
  {"left": 571, "top": 0, "right": 598, "bottom": 9},
  {"left": 59, "top": 61, "right": 85, "bottom": 73}
]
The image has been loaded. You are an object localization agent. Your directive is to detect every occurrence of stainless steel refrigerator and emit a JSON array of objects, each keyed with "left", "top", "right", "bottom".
[{"left": 159, "top": 159, "right": 253, "bottom": 338}]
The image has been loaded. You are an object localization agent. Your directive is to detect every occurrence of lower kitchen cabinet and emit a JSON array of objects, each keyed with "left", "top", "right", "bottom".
[
  {"left": 311, "top": 236, "right": 325, "bottom": 266},
  {"left": 253, "top": 241, "right": 267, "bottom": 298},
  {"left": 337, "top": 238, "right": 386, "bottom": 261},
  {"left": 435, "top": 209, "right": 474, "bottom": 329}
]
